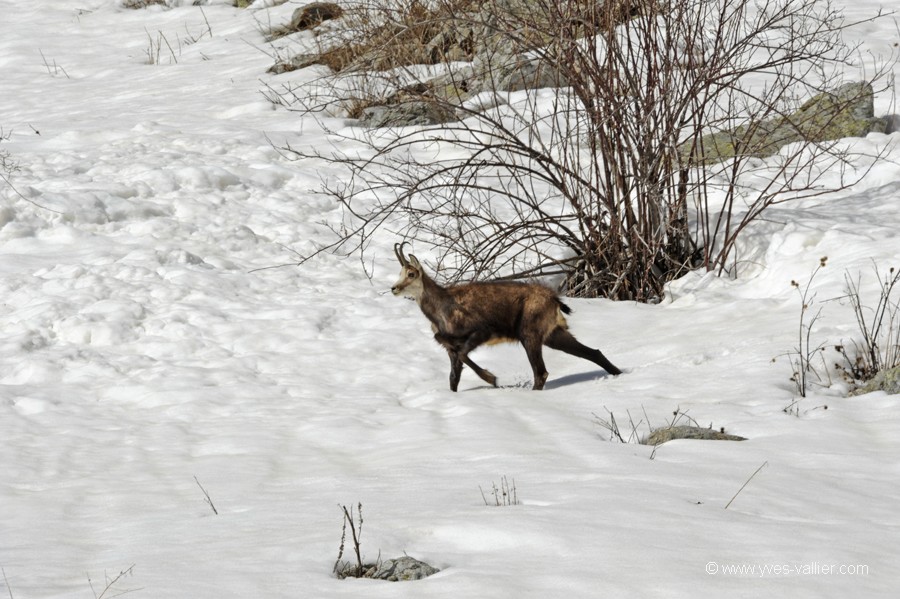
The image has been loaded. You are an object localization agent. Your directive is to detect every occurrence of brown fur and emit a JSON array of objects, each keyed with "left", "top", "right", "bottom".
[{"left": 391, "top": 244, "right": 621, "bottom": 391}]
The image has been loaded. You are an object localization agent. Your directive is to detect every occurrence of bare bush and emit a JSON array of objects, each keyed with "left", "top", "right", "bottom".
[
  {"left": 838, "top": 265, "right": 900, "bottom": 382},
  {"left": 87, "top": 564, "right": 140, "bottom": 599},
  {"left": 785, "top": 257, "right": 830, "bottom": 399},
  {"left": 593, "top": 406, "right": 647, "bottom": 444},
  {"left": 0, "top": 128, "right": 18, "bottom": 181},
  {"left": 275, "top": 0, "right": 892, "bottom": 301},
  {"left": 479, "top": 475, "right": 519, "bottom": 506},
  {"left": 334, "top": 503, "right": 367, "bottom": 579}
]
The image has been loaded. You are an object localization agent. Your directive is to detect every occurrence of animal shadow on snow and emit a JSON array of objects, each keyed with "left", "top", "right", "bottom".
[
  {"left": 462, "top": 369, "right": 615, "bottom": 391},
  {"left": 543, "top": 369, "right": 616, "bottom": 390}
]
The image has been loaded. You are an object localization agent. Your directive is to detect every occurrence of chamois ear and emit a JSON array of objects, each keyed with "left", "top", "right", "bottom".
[{"left": 408, "top": 254, "right": 421, "bottom": 269}]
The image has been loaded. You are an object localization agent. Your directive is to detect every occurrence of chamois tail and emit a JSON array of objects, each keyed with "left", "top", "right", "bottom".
[{"left": 545, "top": 327, "right": 622, "bottom": 376}]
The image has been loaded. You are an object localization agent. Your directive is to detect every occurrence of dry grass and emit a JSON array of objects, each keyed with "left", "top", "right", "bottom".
[
  {"left": 270, "top": 0, "right": 643, "bottom": 75},
  {"left": 120, "top": 0, "right": 168, "bottom": 9},
  {"left": 273, "top": 0, "right": 480, "bottom": 74}
]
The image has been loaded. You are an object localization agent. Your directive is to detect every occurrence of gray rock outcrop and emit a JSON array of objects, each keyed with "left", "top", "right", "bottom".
[
  {"left": 367, "top": 556, "right": 440, "bottom": 581},
  {"left": 643, "top": 425, "right": 747, "bottom": 446},
  {"left": 289, "top": 2, "right": 343, "bottom": 32},
  {"left": 851, "top": 365, "right": 900, "bottom": 396},
  {"left": 691, "top": 82, "right": 887, "bottom": 163},
  {"left": 358, "top": 101, "right": 455, "bottom": 128}
]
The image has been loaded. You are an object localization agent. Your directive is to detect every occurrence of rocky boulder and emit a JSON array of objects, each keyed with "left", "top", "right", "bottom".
[
  {"left": 367, "top": 557, "right": 440, "bottom": 581},
  {"left": 851, "top": 365, "right": 900, "bottom": 396},
  {"left": 268, "top": 2, "right": 343, "bottom": 39},
  {"left": 290, "top": 2, "right": 343, "bottom": 31},
  {"left": 643, "top": 425, "right": 747, "bottom": 446},
  {"left": 337, "top": 556, "right": 440, "bottom": 581},
  {"left": 358, "top": 100, "right": 455, "bottom": 128},
  {"left": 691, "top": 82, "right": 887, "bottom": 163}
]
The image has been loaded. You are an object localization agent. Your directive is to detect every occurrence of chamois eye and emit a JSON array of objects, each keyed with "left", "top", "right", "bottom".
[{"left": 407, "top": 271, "right": 416, "bottom": 278}]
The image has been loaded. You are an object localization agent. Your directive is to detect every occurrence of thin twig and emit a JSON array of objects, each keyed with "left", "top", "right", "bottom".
[
  {"left": 193, "top": 476, "right": 218, "bottom": 515},
  {"left": 725, "top": 461, "right": 768, "bottom": 509},
  {"left": 339, "top": 503, "right": 364, "bottom": 577},
  {"left": 333, "top": 510, "right": 348, "bottom": 575},
  {"left": 2, "top": 568, "right": 13, "bottom": 599},
  {"left": 39, "top": 49, "right": 70, "bottom": 78},
  {"left": 0, "top": 169, "right": 64, "bottom": 214},
  {"left": 88, "top": 564, "right": 139, "bottom": 599},
  {"left": 198, "top": 5, "right": 212, "bottom": 38}
]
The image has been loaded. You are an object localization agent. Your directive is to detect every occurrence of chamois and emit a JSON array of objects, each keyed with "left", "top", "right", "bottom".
[{"left": 391, "top": 243, "right": 621, "bottom": 391}]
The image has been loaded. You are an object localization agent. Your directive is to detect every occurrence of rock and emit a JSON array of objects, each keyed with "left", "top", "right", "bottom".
[
  {"left": 642, "top": 425, "right": 746, "bottom": 446},
  {"left": 883, "top": 114, "right": 900, "bottom": 135},
  {"left": 268, "top": 2, "right": 343, "bottom": 39},
  {"left": 690, "top": 82, "right": 887, "bottom": 163},
  {"left": 465, "top": 0, "right": 644, "bottom": 95},
  {"left": 267, "top": 53, "right": 320, "bottom": 74},
  {"left": 427, "top": 67, "right": 476, "bottom": 104},
  {"left": 497, "top": 57, "right": 568, "bottom": 92},
  {"left": 851, "top": 365, "right": 900, "bottom": 396},
  {"left": 462, "top": 52, "right": 565, "bottom": 97},
  {"left": 268, "top": 44, "right": 357, "bottom": 74},
  {"left": 290, "top": 2, "right": 344, "bottom": 32},
  {"left": 359, "top": 101, "right": 455, "bottom": 128},
  {"left": 368, "top": 557, "right": 440, "bottom": 581}
]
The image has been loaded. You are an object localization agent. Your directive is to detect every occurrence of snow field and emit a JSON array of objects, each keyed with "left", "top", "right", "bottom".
[{"left": 1, "top": 1, "right": 899, "bottom": 598}]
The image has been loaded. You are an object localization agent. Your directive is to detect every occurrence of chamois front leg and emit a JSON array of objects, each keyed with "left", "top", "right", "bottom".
[
  {"left": 448, "top": 350, "right": 464, "bottom": 392},
  {"left": 454, "top": 330, "right": 501, "bottom": 388},
  {"left": 435, "top": 333, "right": 466, "bottom": 392},
  {"left": 459, "top": 355, "right": 497, "bottom": 387},
  {"left": 435, "top": 332, "right": 498, "bottom": 390}
]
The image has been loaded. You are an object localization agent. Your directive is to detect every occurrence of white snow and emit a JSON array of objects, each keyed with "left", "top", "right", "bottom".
[{"left": 1, "top": 1, "right": 899, "bottom": 597}]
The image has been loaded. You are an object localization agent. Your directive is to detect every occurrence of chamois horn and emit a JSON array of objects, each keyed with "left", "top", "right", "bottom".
[{"left": 394, "top": 242, "right": 411, "bottom": 266}]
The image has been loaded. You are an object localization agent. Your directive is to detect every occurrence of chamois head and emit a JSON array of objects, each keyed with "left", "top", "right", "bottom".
[{"left": 391, "top": 242, "right": 425, "bottom": 301}]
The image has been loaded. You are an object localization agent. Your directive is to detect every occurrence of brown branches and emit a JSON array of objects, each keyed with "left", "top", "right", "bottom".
[
  {"left": 334, "top": 503, "right": 366, "bottom": 579},
  {"left": 272, "top": 0, "right": 893, "bottom": 301}
]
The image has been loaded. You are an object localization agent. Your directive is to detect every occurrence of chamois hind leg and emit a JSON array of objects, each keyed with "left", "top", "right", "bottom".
[{"left": 545, "top": 327, "right": 622, "bottom": 375}]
